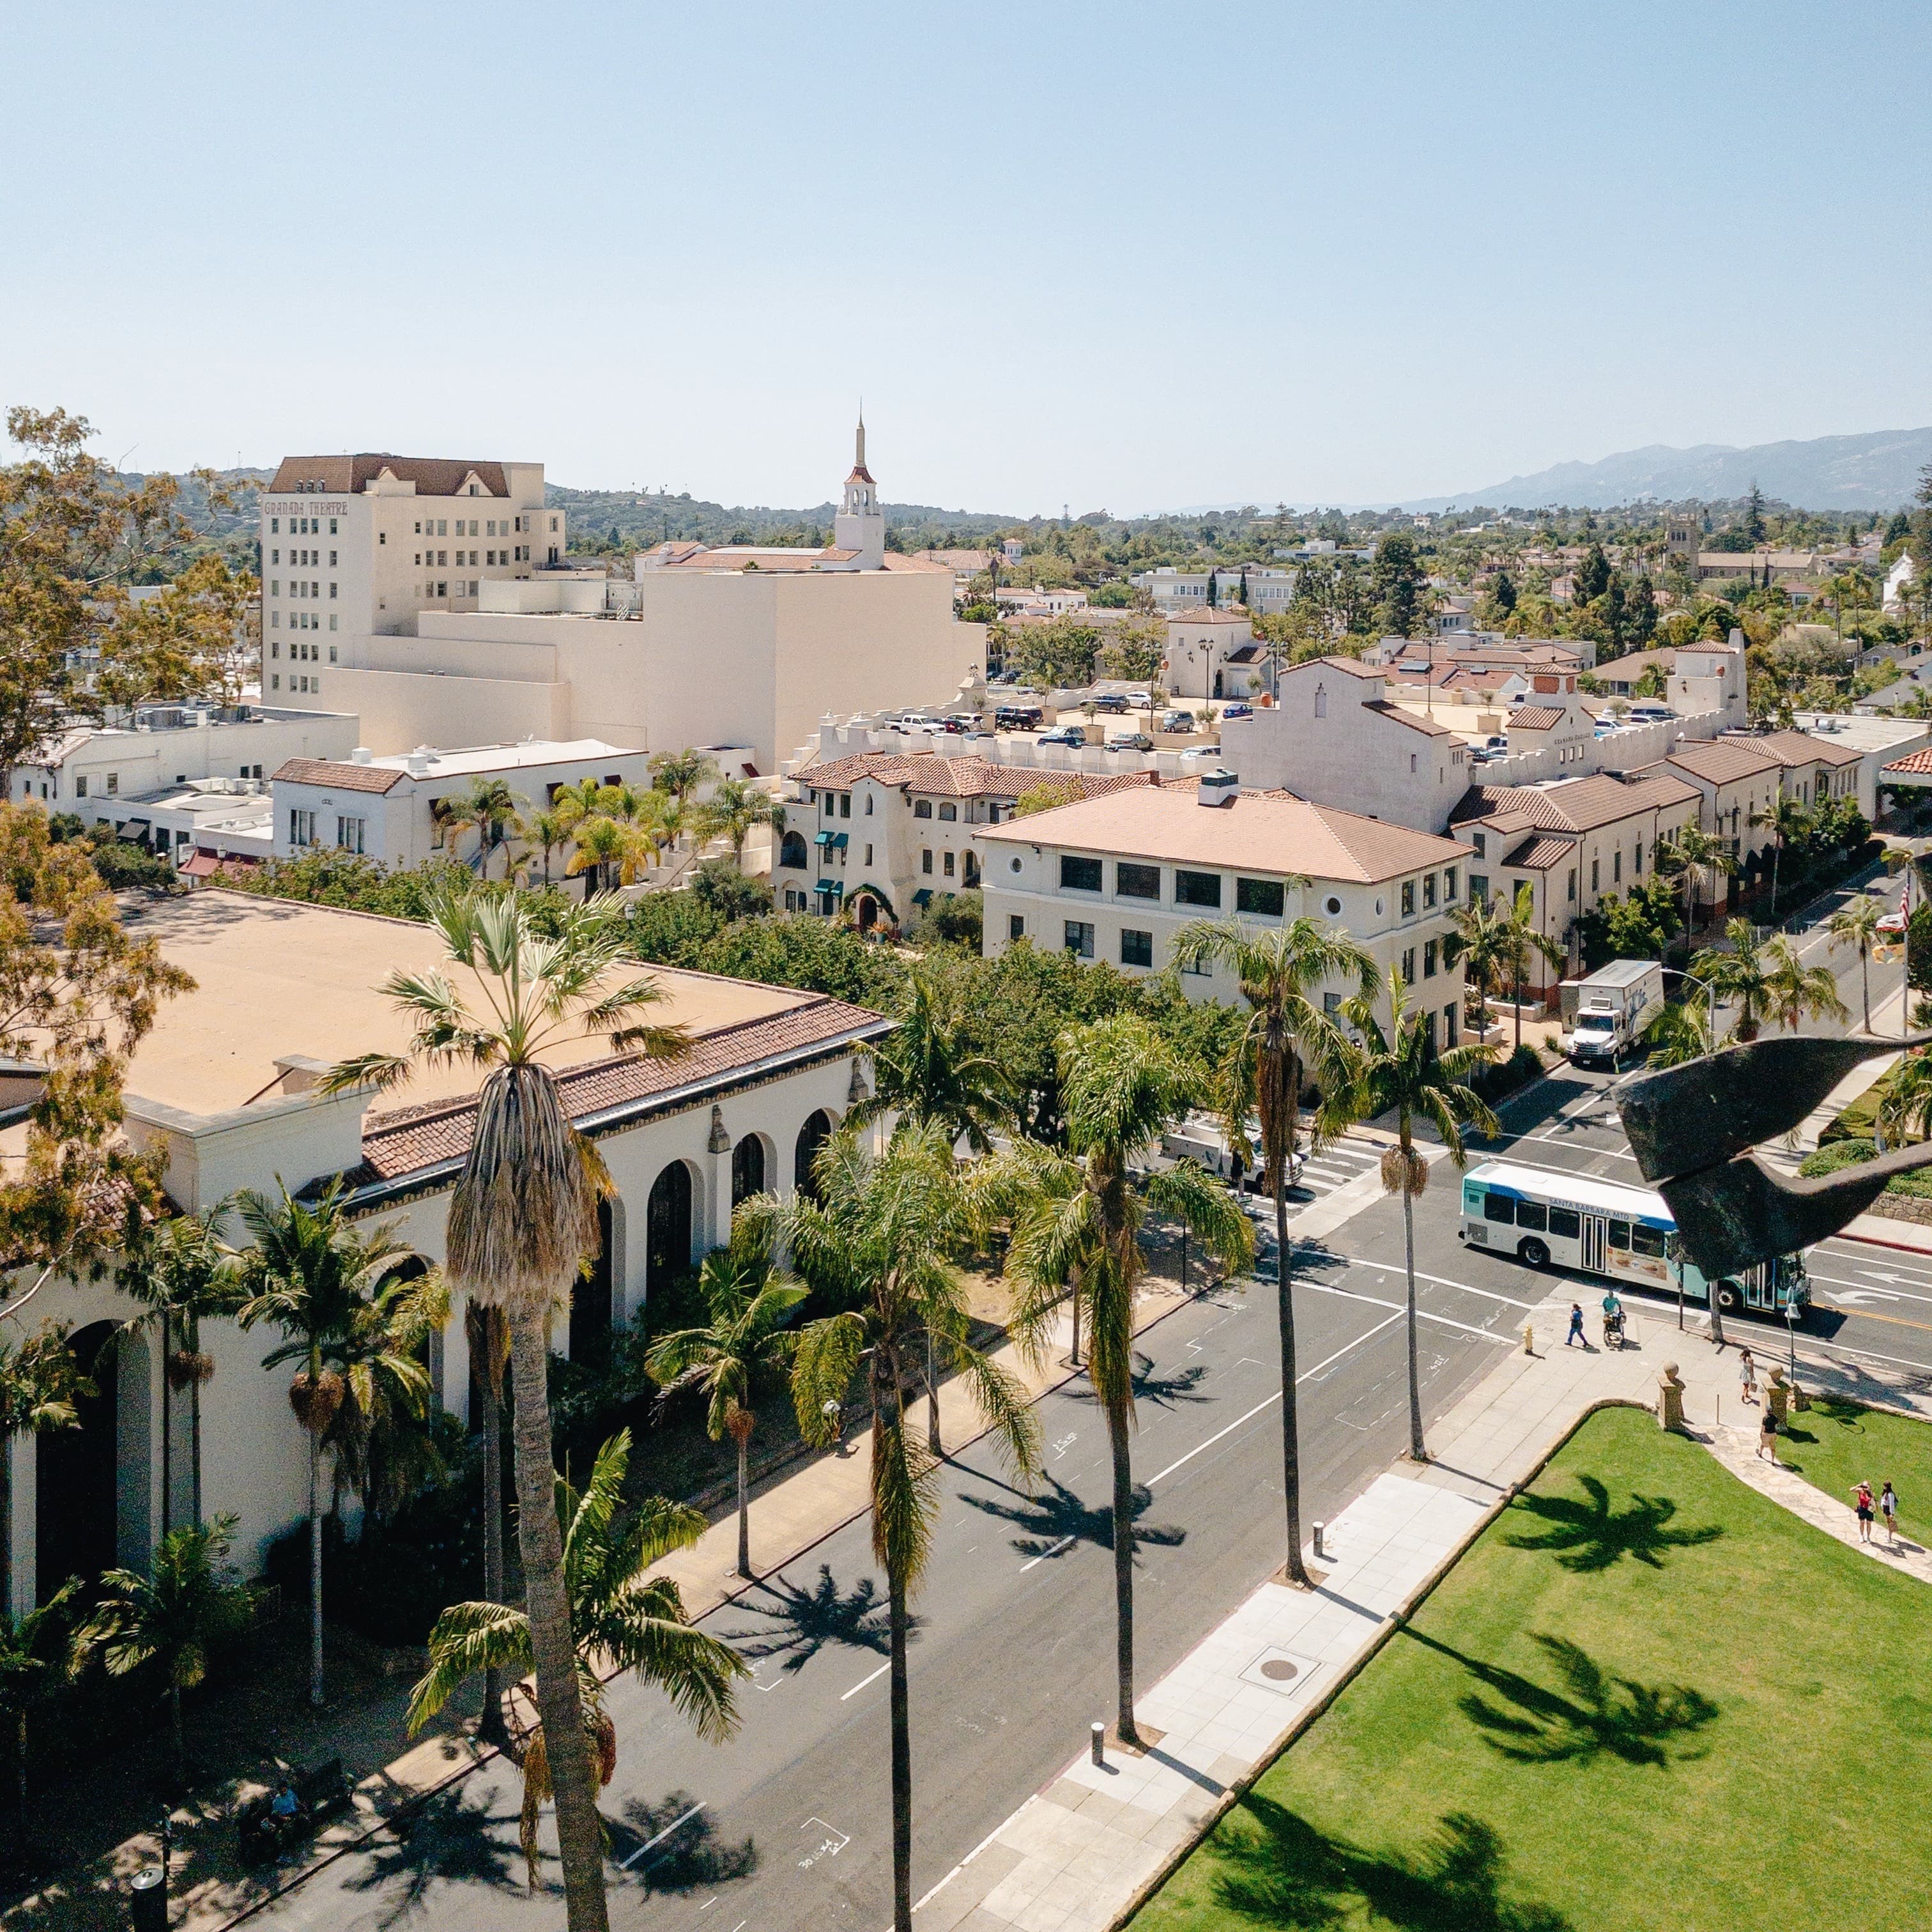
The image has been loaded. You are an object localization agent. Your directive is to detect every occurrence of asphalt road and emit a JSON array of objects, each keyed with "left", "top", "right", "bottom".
[{"left": 245, "top": 1168, "right": 1541, "bottom": 1932}]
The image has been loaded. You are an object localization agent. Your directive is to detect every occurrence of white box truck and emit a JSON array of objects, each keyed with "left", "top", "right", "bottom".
[{"left": 1559, "top": 960, "right": 1666, "bottom": 1066}]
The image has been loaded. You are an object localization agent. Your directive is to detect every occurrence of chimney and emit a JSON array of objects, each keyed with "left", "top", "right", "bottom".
[
  {"left": 1197, "top": 768, "right": 1239, "bottom": 808},
  {"left": 1147, "top": 768, "right": 1161, "bottom": 787}
]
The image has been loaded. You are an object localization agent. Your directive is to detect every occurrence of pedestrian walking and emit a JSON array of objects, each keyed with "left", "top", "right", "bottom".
[
  {"left": 1758, "top": 1407, "right": 1779, "bottom": 1462},
  {"left": 1855, "top": 1480, "right": 1876, "bottom": 1543},
  {"left": 1881, "top": 1480, "right": 1899, "bottom": 1547},
  {"left": 1567, "top": 1303, "right": 1585, "bottom": 1348},
  {"left": 1738, "top": 1348, "right": 1758, "bottom": 1405}
]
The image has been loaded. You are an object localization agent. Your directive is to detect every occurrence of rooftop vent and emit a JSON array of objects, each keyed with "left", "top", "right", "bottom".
[
  {"left": 351, "top": 746, "right": 374, "bottom": 763},
  {"left": 1197, "top": 768, "right": 1239, "bottom": 808}
]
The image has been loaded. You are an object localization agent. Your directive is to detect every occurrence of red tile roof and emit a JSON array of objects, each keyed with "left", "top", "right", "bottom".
[
  {"left": 268, "top": 456, "right": 510, "bottom": 498},
  {"left": 1498, "top": 833, "right": 1575, "bottom": 871},
  {"left": 1644, "top": 738, "right": 1783, "bottom": 786},
  {"left": 1452, "top": 769, "right": 1701, "bottom": 834},
  {"left": 1751, "top": 730, "right": 1862, "bottom": 769},
  {"left": 349, "top": 995, "right": 889, "bottom": 1189},
  {"left": 271, "top": 758, "right": 408, "bottom": 794},
  {"left": 797, "top": 751, "right": 1159, "bottom": 802},
  {"left": 1883, "top": 746, "right": 1932, "bottom": 777},
  {"left": 1506, "top": 706, "right": 1567, "bottom": 731}
]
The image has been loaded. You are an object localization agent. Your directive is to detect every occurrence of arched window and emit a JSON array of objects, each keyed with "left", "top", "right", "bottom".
[
  {"left": 795, "top": 1109, "right": 833, "bottom": 1203},
  {"left": 732, "top": 1133, "right": 766, "bottom": 1207},
  {"left": 779, "top": 829, "right": 808, "bottom": 870},
  {"left": 939, "top": 802, "right": 957, "bottom": 822},
  {"left": 645, "top": 1162, "right": 693, "bottom": 1298},
  {"left": 36, "top": 1321, "right": 119, "bottom": 1600}
]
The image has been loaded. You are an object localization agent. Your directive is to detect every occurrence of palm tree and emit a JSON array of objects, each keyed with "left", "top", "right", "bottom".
[
  {"left": 1749, "top": 797, "right": 1813, "bottom": 912},
  {"left": 1878, "top": 1053, "right": 1932, "bottom": 1146},
  {"left": 1641, "top": 995, "right": 1713, "bottom": 1068},
  {"left": 0, "top": 1580, "right": 79, "bottom": 1809},
  {"left": 1448, "top": 893, "right": 1510, "bottom": 1038},
  {"left": 114, "top": 1204, "right": 240, "bottom": 1537},
  {"left": 443, "top": 778, "right": 527, "bottom": 878},
  {"left": 78, "top": 1516, "right": 253, "bottom": 1779},
  {"left": 521, "top": 807, "right": 576, "bottom": 888},
  {"left": 1763, "top": 934, "right": 1850, "bottom": 1036},
  {"left": 1170, "top": 917, "right": 1373, "bottom": 1585},
  {"left": 565, "top": 816, "right": 646, "bottom": 896},
  {"left": 1493, "top": 883, "right": 1567, "bottom": 1051},
  {"left": 646, "top": 1248, "right": 806, "bottom": 1577},
  {"left": 322, "top": 887, "right": 690, "bottom": 1932},
  {"left": 851, "top": 967, "right": 1016, "bottom": 1158},
  {"left": 327, "top": 1264, "right": 452, "bottom": 1526},
  {"left": 1691, "top": 919, "right": 1774, "bottom": 1043},
  {"left": 408, "top": 1429, "right": 744, "bottom": 1892},
  {"left": 650, "top": 749, "right": 717, "bottom": 803},
  {"left": 772, "top": 1126, "right": 1039, "bottom": 1932},
  {"left": 692, "top": 776, "right": 785, "bottom": 866},
  {"left": 1659, "top": 826, "right": 1737, "bottom": 955},
  {"left": 1334, "top": 975, "right": 1498, "bottom": 1461},
  {"left": 236, "top": 1182, "right": 424, "bottom": 1708},
  {"left": 983, "top": 1018, "right": 1250, "bottom": 1747},
  {"left": 466, "top": 1296, "right": 511, "bottom": 1744},
  {"left": 1826, "top": 896, "right": 1884, "bottom": 1033}
]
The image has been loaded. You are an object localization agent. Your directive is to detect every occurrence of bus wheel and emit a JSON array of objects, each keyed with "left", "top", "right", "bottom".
[
  {"left": 1518, "top": 1237, "right": 1550, "bottom": 1268},
  {"left": 1717, "top": 1282, "right": 1740, "bottom": 1311}
]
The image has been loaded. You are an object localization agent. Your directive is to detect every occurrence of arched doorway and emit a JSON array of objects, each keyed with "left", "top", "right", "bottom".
[
  {"left": 854, "top": 893, "right": 880, "bottom": 933},
  {"left": 571, "top": 1198, "right": 615, "bottom": 1370},
  {"left": 732, "top": 1133, "right": 766, "bottom": 1208},
  {"left": 795, "top": 1110, "right": 833, "bottom": 1204},
  {"left": 645, "top": 1162, "right": 693, "bottom": 1300},
  {"left": 36, "top": 1321, "right": 119, "bottom": 1604},
  {"left": 962, "top": 850, "right": 980, "bottom": 889}
]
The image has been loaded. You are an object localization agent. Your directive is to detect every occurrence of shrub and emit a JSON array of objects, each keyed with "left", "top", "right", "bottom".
[
  {"left": 907, "top": 889, "right": 982, "bottom": 951},
  {"left": 1469, "top": 1042, "right": 1545, "bottom": 1104}
]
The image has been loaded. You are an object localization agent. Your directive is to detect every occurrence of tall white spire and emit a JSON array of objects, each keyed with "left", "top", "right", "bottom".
[
  {"left": 835, "top": 407, "right": 884, "bottom": 568},
  {"left": 855, "top": 406, "right": 866, "bottom": 475}
]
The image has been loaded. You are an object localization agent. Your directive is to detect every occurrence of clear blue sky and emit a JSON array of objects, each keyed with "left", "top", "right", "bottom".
[{"left": 5, "top": 1, "right": 1927, "bottom": 514}]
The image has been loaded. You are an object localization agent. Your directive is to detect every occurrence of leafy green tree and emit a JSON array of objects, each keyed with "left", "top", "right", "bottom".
[
  {"left": 690, "top": 857, "right": 774, "bottom": 921},
  {"left": 0, "top": 1579, "right": 79, "bottom": 1808},
  {"left": 408, "top": 1430, "right": 744, "bottom": 1890},
  {"left": 1574, "top": 543, "right": 1611, "bottom": 605},
  {"left": 647, "top": 1251, "right": 806, "bottom": 1577},
  {"left": 520, "top": 807, "right": 576, "bottom": 887},
  {"left": 649, "top": 749, "right": 718, "bottom": 802},
  {"left": 1372, "top": 532, "right": 1427, "bottom": 638},
  {"left": 78, "top": 1517, "right": 253, "bottom": 1777},
  {"left": 984, "top": 1018, "right": 1250, "bottom": 1743},
  {"left": 322, "top": 888, "right": 691, "bottom": 1932},
  {"left": 1826, "top": 895, "right": 1884, "bottom": 1032},
  {"left": 1170, "top": 919, "right": 1370, "bottom": 1583},
  {"left": 1658, "top": 827, "right": 1736, "bottom": 955},
  {"left": 852, "top": 965, "right": 1016, "bottom": 1157},
  {"left": 776, "top": 1128, "right": 1039, "bottom": 1932},
  {"left": 1878, "top": 1053, "right": 1932, "bottom": 1145},
  {"left": 1335, "top": 976, "right": 1498, "bottom": 1461},
  {"left": 1627, "top": 571, "right": 1658, "bottom": 648},
  {"left": 1744, "top": 482, "right": 1767, "bottom": 545},
  {"left": 1492, "top": 569, "right": 1517, "bottom": 615},
  {"left": 236, "top": 1182, "right": 425, "bottom": 1706}
]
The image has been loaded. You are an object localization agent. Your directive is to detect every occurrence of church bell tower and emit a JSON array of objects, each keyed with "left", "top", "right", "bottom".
[{"left": 833, "top": 411, "right": 885, "bottom": 568}]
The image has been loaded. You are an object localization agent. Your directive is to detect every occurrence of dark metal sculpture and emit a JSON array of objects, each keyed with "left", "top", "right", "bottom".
[{"left": 1616, "top": 1033, "right": 1932, "bottom": 1280}]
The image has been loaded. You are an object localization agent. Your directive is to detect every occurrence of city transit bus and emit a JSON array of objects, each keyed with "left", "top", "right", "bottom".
[{"left": 1458, "top": 1160, "right": 1811, "bottom": 1320}]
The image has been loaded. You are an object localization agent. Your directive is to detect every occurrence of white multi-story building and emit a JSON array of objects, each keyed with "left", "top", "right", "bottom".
[
  {"left": 979, "top": 773, "right": 1469, "bottom": 1040},
  {"left": 1133, "top": 565, "right": 1298, "bottom": 615},
  {"left": 271, "top": 738, "right": 654, "bottom": 869}
]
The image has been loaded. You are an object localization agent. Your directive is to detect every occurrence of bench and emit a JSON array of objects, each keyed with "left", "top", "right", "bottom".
[{"left": 236, "top": 1758, "right": 353, "bottom": 1861}]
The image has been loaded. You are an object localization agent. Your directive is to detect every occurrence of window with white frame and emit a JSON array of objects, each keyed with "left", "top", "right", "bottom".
[{"left": 336, "top": 816, "right": 366, "bottom": 854}]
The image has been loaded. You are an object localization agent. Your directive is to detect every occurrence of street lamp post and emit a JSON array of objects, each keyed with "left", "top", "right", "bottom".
[{"left": 1655, "top": 965, "right": 1721, "bottom": 1054}]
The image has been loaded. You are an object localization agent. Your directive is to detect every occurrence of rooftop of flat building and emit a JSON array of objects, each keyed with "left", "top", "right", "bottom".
[
  {"left": 272, "top": 739, "right": 645, "bottom": 792},
  {"left": 109, "top": 891, "right": 852, "bottom": 1120}
]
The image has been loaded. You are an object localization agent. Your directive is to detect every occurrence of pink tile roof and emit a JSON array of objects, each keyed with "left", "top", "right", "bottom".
[{"left": 799, "top": 751, "right": 1158, "bottom": 802}]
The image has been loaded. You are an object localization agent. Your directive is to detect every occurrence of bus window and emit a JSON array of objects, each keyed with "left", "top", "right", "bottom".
[
  {"left": 1609, "top": 1219, "right": 1631, "bottom": 1250},
  {"left": 1549, "top": 1208, "right": 1581, "bottom": 1239},
  {"left": 1483, "top": 1193, "right": 1515, "bottom": 1225},
  {"left": 1631, "top": 1223, "right": 1666, "bottom": 1258},
  {"left": 1515, "top": 1200, "right": 1548, "bottom": 1232}
]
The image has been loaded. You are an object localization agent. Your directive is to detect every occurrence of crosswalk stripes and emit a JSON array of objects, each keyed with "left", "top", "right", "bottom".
[{"left": 1233, "top": 1137, "right": 1384, "bottom": 1222}]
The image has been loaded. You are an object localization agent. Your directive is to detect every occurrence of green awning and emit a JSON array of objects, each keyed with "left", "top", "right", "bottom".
[
  {"left": 831, "top": 831, "right": 849, "bottom": 848},
  {"left": 813, "top": 878, "right": 843, "bottom": 896},
  {"left": 814, "top": 828, "right": 834, "bottom": 845},
  {"left": 912, "top": 888, "right": 933, "bottom": 907}
]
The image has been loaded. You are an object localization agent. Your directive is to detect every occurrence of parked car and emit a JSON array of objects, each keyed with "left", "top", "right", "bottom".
[
  {"left": 1125, "top": 689, "right": 1153, "bottom": 707},
  {"left": 1160, "top": 710, "right": 1197, "bottom": 732},
  {"left": 1090, "top": 693, "right": 1130, "bottom": 714},
  {"left": 1221, "top": 702, "right": 1254, "bottom": 719},
  {"left": 1626, "top": 705, "right": 1678, "bottom": 723},
  {"left": 1107, "top": 731, "right": 1155, "bottom": 752},
  {"left": 995, "top": 705, "right": 1044, "bottom": 730},
  {"left": 1038, "top": 726, "right": 1086, "bottom": 747}
]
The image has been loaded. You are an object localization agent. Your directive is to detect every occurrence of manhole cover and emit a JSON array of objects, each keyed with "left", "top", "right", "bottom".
[{"left": 1241, "top": 1646, "right": 1323, "bottom": 1696}]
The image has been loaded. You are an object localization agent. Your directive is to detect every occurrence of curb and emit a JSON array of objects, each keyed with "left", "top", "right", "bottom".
[{"left": 1105, "top": 1397, "right": 1650, "bottom": 1931}]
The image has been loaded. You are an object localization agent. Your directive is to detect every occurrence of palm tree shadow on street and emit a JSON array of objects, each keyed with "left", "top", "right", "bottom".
[
  {"left": 1501, "top": 1474, "right": 1723, "bottom": 1572},
  {"left": 1209, "top": 1792, "right": 1574, "bottom": 1932},
  {"left": 733, "top": 1563, "right": 905, "bottom": 1674},
  {"left": 1066, "top": 1353, "right": 1213, "bottom": 1413},
  {"left": 1400, "top": 1625, "right": 1718, "bottom": 1770},
  {"left": 341, "top": 1784, "right": 525, "bottom": 1929},
  {"left": 611, "top": 1790, "right": 758, "bottom": 1895},
  {"left": 961, "top": 1469, "right": 1185, "bottom": 1560}
]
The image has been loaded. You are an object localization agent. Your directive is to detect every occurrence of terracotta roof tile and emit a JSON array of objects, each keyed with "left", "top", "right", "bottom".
[
  {"left": 1366, "top": 701, "right": 1452, "bottom": 737},
  {"left": 268, "top": 456, "right": 510, "bottom": 498},
  {"left": 1450, "top": 770, "right": 1701, "bottom": 834},
  {"left": 1506, "top": 706, "right": 1567, "bottom": 730},
  {"left": 1499, "top": 833, "right": 1575, "bottom": 871},
  {"left": 1646, "top": 738, "right": 1784, "bottom": 786},
  {"left": 1883, "top": 746, "right": 1932, "bottom": 777},
  {"left": 271, "top": 757, "right": 408, "bottom": 794},
  {"left": 799, "top": 750, "right": 1158, "bottom": 802},
  {"left": 1752, "top": 729, "right": 1862, "bottom": 768}
]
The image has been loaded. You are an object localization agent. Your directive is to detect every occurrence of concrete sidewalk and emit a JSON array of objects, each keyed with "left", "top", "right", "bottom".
[{"left": 915, "top": 1294, "right": 1932, "bottom": 1932}]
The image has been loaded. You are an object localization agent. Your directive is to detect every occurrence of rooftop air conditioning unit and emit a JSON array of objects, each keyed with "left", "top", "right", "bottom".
[{"left": 1197, "top": 768, "right": 1239, "bottom": 808}]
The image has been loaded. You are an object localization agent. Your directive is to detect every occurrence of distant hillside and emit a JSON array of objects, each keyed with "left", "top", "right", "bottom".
[
  {"left": 546, "top": 485, "right": 1022, "bottom": 551},
  {"left": 1429, "top": 427, "right": 1932, "bottom": 513}
]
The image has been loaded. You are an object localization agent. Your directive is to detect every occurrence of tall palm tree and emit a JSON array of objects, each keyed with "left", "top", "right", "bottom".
[
  {"left": 1640, "top": 995, "right": 1713, "bottom": 1068},
  {"left": 565, "top": 816, "right": 647, "bottom": 896},
  {"left": 236, "top": 1182, "right": 424, "bottom": 1708},
  {"left": 1749, "top": 797, "right": 1813, "bottom": 912},
  {"left": 1170, "top": 917, "right": 1373, "bottom": 1586},
  {"left": 1494, "top": 882, "right": 1567, "bottom": 1051},
  {"left": 851, "top": 967, "right": 1016, "bottom": 1157},
  {"left": 1878, "top": 1052, "right": 1932, "bottom": 1146},
  {"left": 1659, "top": 826, "right": 1737, "bottom": 956},
  {"left": 692, "top": 776, "right": 785, "bottom": 866},
  {"left": 772, "top": 1126, "right": 1039, "bottom": 1932},
  {"left": 1334, "top": 975, "right": 1498, "bottom": 1461},
  {"left": 326, "top": 1264, "right": 452, "bottom": 1526},
  {"left": 443, "top": 778, "right": 528, "bottom": 878},
  {"left": 1826, "top": 895, "right": 1884, "bottom": 1032},
  {"left": 408, "top": 1429, "right": 744, "bottom": 1892},
  {"left": 0, "top": 1579, "right": 79, "bottom": 1809},
  {"left": 982, "top": 1018, "right": 1250, "bottom": 1746},
  {"left": 466, "top": 1296, "right": 511, "bottom": 1744},
  {"left": 321, "top": 887, "right": 690, "bottom": 1932},
  {"left": 1691, "top": 919, "right": 1774, "bottom": 1043},
  {"left": 646, "top": 1248, "right": 806, "bottom": 1577},
  {"left": 114, "top": 1203, "right": 240, "bottom": 1537},
  {"left": 1448, "top": 893, "right": 1510, "bottom": 1039},
  {"left": 78, "top": 1516, "right": 253, "bottom": 1779},
  {"left": 1763, "top": 934, "right": 1850, "bottom": 1036},
  {"left": 521, "top": 807, "right": 576, "bottom": 888}
]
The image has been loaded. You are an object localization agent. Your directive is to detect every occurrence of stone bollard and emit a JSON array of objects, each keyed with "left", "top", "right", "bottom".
[
  {"left": 1765, "top": 1365, "right": 1791, "bottom": 1426},
  {"left": 1657, "top": 1361, "right": 1686, "bottom": 1432},
  {"left": 1522, "top": 1321, "right": 1535, "bottom": 1355},
  {"left": 1792, "top": 1380, "right": 1811, "bottom": 1412}
]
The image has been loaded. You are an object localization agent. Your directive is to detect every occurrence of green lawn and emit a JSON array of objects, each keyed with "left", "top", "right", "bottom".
[
  {"left": 1775, "top": 1393, "right": 1932, "bottom": 1547},
  {"left": 1131, "top": 1407, "right": 1932, "bottom": 1932}
]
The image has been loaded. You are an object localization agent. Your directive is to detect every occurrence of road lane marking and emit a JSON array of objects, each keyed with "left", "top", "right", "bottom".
[
  {"left": 1324, "top": 1254, "right": 1538, "bottom": 1311},
  {"left": 1018, "top": 1534, "right": 1077, "bottom": 1572},
  {"left": 1807, "top": 1270, "right": 1932, "bottom": 1308},
  {"left": 618, "top": 1800, "right": 705, "bottom": 1869},
  {"left": 1286, "top": 1264, "right": 1522, "bottom": 1342},
  {"left": 840, "top": 1661, "right": 891, "bottom": 1700}
]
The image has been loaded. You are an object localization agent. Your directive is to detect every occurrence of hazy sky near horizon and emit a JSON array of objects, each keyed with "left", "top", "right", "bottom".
[{"left": 6, "top": 1, "right": 1928, "bottom": 515}]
